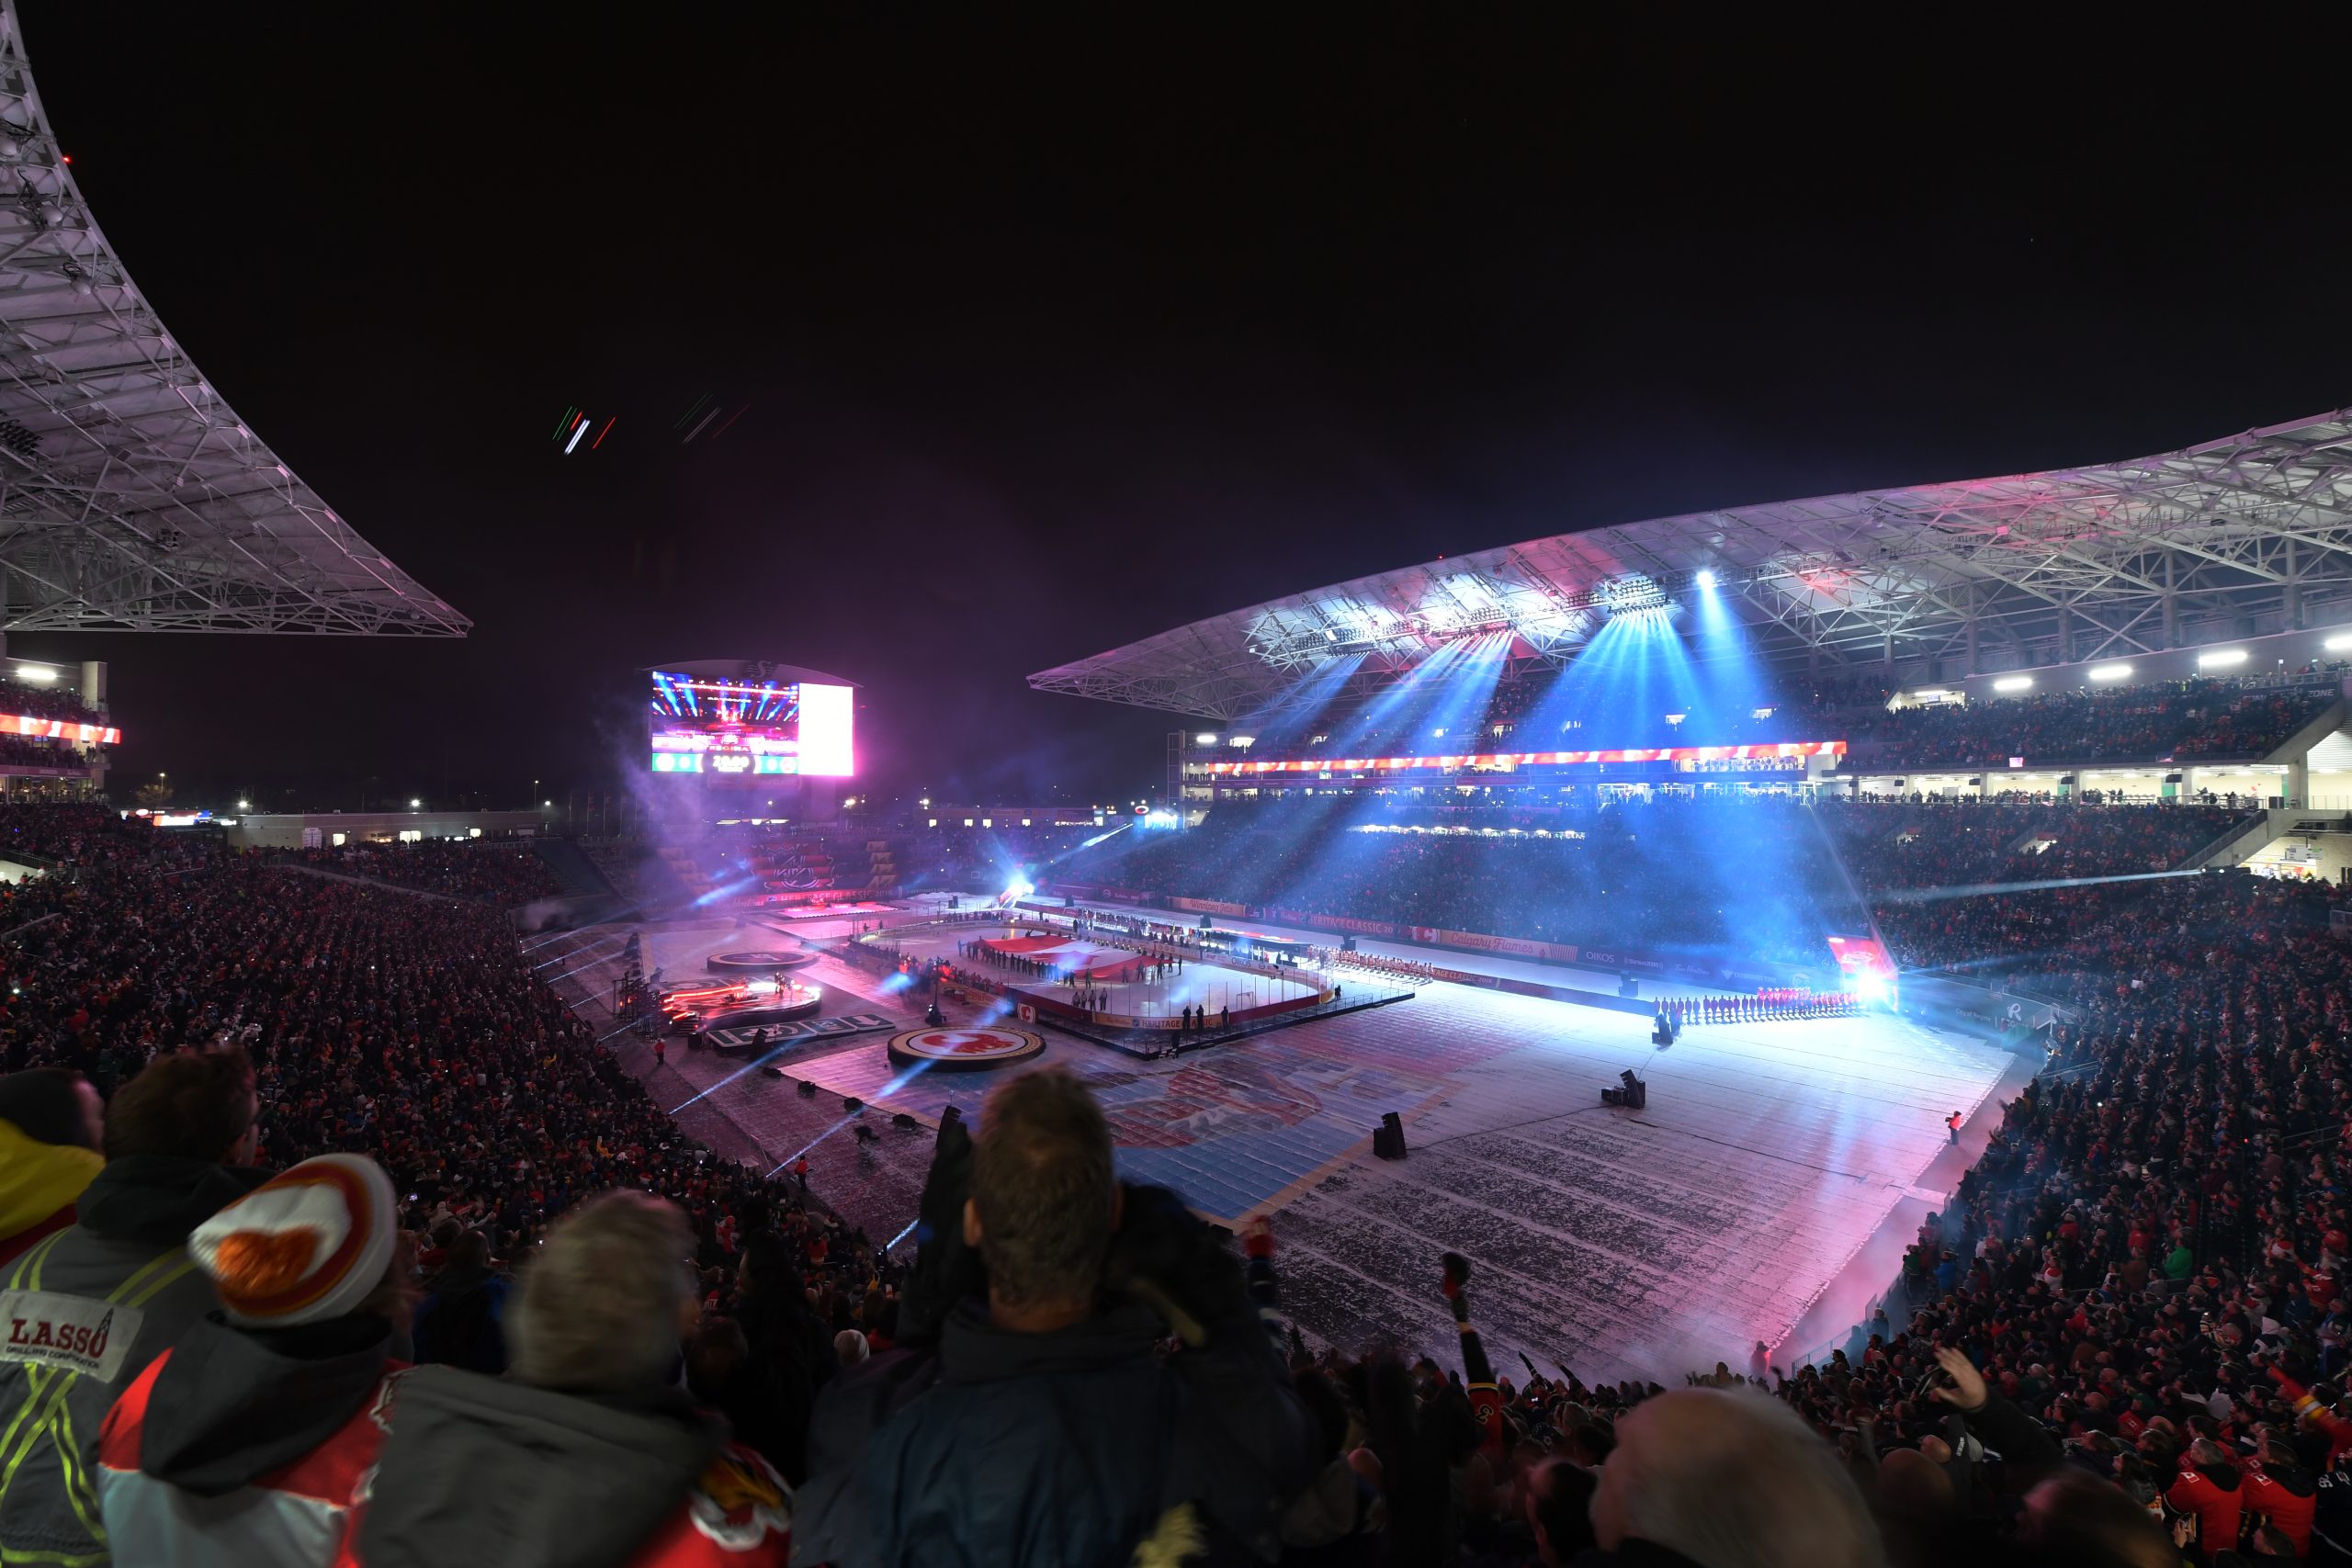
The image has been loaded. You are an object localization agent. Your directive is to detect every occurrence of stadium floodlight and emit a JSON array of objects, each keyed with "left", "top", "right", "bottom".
[
  {"left": 1195, "top": 732, "right": 1218, "bottom": 745},
  {"left": 2196, "top": 648, "right": 2248, "bottom": 670},
  {"left": 408, "top": 797, "right": 421, "bottom": 809},
  {"left": 2327, "top": 633, "right": 2352, "bottom": 652},
  {"left": 1992, "top": 676, "right": 2034, "bottom": 693},
  {"left": 237, "top": 798, "right": 250, "bottom": 809},
  {"left": 11, "top": 664, "right": 57, "bottom": 682},
  {"left": 2087, "top": 663, "right": 2134, "bottom": 682},
  {"left": 1694, "top": 569, "right": 1717, "bottom": 591}
]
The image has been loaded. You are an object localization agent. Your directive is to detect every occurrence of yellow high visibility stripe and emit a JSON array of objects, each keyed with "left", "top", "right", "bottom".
[
  {"left": 49, "top": 1402, "right": 98, "bottom": 1544},
  {"left": 100, "top": 1249, "right": 186, "bottom": 1310},
  {"left": 0, "top": 1544, "right": 110, "bottom": 1565},
  {"left": 0, "top": 1371, "right": 74, "bottom": 1505},
  {"left": 5, "top": 1235, "right": 63, "bottom": 1294},
  {"left": 0, "top": 1246, "right": 194, "bottom": 1561}
]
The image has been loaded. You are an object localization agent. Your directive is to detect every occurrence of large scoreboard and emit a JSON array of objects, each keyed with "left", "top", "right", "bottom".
[{"left": 648, "top": 669, "right": 854, "bottom": 780}]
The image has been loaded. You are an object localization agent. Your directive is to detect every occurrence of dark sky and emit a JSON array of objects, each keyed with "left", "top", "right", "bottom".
[{"left": 15, "top": 6, "right": 2350, "bottom": 809}]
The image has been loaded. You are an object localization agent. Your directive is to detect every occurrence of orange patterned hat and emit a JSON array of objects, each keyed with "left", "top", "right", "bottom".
[{"left": 187, "top": 1155, "right": 397, "bottom": 1326}]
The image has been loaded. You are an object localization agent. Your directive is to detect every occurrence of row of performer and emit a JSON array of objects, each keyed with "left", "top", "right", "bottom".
[{"left": 1660, "top": 991, "right": 1865, "bottom": 1026}]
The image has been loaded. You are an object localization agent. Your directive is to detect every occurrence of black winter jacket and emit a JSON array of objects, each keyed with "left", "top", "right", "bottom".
[{"left": 793, "top": 1295, "right": 1319, "bottom": 1567}]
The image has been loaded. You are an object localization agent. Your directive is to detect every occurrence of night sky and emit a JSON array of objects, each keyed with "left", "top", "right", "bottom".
[{"left": 16, "top": 6, "right": 2349, "bottom": 810}]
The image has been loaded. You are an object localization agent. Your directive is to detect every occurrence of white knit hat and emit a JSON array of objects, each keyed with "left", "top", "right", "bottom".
[{"left": 187, "top": 1154, "right": 398, "bottom": 1327}]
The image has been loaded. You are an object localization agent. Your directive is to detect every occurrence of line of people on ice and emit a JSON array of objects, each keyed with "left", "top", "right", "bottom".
[{"left": 1665, "top": 988, "right": 1863, "bottom": 1026}]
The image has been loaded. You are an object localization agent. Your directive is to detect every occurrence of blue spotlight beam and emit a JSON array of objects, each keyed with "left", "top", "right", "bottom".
[{"left": 1871, "top": 866, "right": 2205, "bottom": 908}]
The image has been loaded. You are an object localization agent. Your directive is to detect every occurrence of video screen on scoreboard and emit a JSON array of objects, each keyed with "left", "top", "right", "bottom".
[{"left": 648, "top": 671, "right": 854, "bottom": 779}]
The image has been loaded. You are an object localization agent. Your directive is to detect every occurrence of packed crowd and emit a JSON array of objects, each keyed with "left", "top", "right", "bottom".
[
  {"left": 275, "top": 837, "right": 568, "bottom": 906},
  {"left": 0, "top": 734, "right": 92, "bottom": 773},
  {"left": 1848, "top": 673, "right": 2344, "bottom": 769},
  {"left": 1061, "top": 793, "right": 2276, "bottom": 985},
  {"left": 1241, "top": 671, "right": 1852, "bottom": 761},
  {"left": 1822, "top": 799, "right": 2254, "bottom": 894},
  {"left": 10, "top": 805, "right": 2352, "bottom": 1564},
  {"left": 0, "top": 673, "right": 106, "bottom": 726},
  {"left": 0, "top": 811, "right": 894, "bottom": 1562},
  {"left": 1067, "top": 793, "right": 1861, "bottom": 968},
  {"left": 1706, "top": 866, "right": 2352, "bottom": 1562}
]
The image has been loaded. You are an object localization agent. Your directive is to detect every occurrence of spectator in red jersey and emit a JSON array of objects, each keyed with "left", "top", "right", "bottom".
[
  {"left": 2242, "top": 1438, "right": 2317, "bottom": 1557},
  {"left": 2166, "top": 1438, "right": 2245, "bottom": 1561},
  {"left": 0, "top": 1067, "right": 104, "bottom": 1267}
]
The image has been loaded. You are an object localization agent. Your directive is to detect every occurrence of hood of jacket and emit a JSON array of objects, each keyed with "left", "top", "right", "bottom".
[
  {"left": 74, "top": 1156, "right": 272, "bottom": 1248},
  {"left": 2194, "top": 1460, "right": 2243, "bottom": 1492},
  {"left": 2261, "top": 1459, "right": 2317, "bottom": 1497},
  {"left": 0, "top": 1117, "right": 99, "bottom": 1243},
  {"left": 141, "top": 1313, "right": 393, "bottom": 1495},
  {"left": 354, "top": 1366, "right": 725, "bottom": 1568}
]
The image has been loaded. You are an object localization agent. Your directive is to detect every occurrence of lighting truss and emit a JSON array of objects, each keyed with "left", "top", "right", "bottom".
[
  {"left": 1029, "top": 406, "right": 2352, "bottom": 721},
  {"left": 0, "top": 3, "right": 468, "bottom": 636}
]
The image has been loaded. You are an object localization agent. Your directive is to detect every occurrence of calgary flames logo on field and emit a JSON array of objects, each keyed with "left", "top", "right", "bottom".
[{"left": 1107, "top": 1059, "right": 1324, "bottom": 1149}]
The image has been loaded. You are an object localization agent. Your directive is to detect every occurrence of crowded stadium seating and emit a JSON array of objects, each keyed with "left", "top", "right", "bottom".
[
  {"left": 1846, "top": 670, "right": 2345, "bottom": 769},
  {"left": 5, "top": 803, "right": 2352, "bottom": 1565},
  {"left": 1230, "top": 665, "right": 2347, "bottom": 776},
  {"left": 1066, "top": 793, "right": 1849, "bottom": 967},
  {"left": 1061, "top": 793, "right": 2270, "bottom": 976},
  {"left": 274, "top": 839, "right": 568, "bottom": 907},
  {"left": 0, "top": 671, "right": 104, "bottom": 728},
  {"left": 0, "top": 735, "right": 94, "bottom": 773}
]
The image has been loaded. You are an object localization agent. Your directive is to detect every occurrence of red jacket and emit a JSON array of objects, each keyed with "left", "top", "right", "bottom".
[
  {"left": 101, "top": 1352, "right": 791, "bottom": 1568},
  {"left": 2166, "top": 1461, "right": 2243, "bottom": 1555},
  {"left": 2243, "top": 1457, "right": 2318, "bottom": 1556},
  {"left": 99, "top": 1349, "right": 401, "bottom": 1568}
]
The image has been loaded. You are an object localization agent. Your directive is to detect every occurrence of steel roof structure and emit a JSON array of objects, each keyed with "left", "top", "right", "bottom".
[
  {"left": 1031, "top": 407, "right": 2352, "bottom": 722},
  {"left": 0, "top": 5, "right": 467, "bottom": 636}
]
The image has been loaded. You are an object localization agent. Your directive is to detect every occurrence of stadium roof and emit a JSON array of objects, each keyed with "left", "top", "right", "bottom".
[
  {"left": 0, "top": 5, "right": 468, "bottom": 636},
  {"left": 649, "top": 660, "right": 859, "bottom": 689},
  {"left": 1031, "top": 407, "right": 2352, "bottom": 722}
]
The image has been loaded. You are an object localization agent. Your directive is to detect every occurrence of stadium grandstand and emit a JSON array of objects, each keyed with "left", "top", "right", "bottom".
[
  {"left": 1034, "top": 409, "right": 2352, "bottom": 893},
  {"left": 6, "top": 0, "right": 2352, "bottom": 1555}
]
